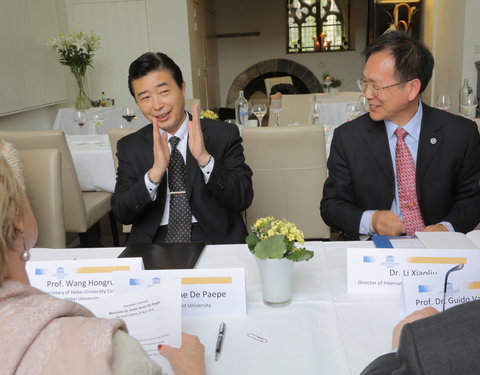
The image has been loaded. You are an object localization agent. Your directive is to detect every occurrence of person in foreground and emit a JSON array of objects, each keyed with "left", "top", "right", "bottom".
[
  {"left": 0, "top": 139, "right": 205, "bottom": 375},
  {"left": 112, "top": 52, "right": 253, "bottom": 245},
  {"left": 361, "top": 301, "right": 480, "bottom": 374},
  {"left": 320, "top": 31, "right": 480, "bottom": 240}
]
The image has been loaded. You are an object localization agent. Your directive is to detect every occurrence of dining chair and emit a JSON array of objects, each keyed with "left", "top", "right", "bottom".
[
  {"left": 0, "top": 130, "right": 119, "bottom": 247},
  {"left": 108, "top": 128, "right": 136, "bottom": 234},
  {"left": 264, "top": 76, "right": 293, "bottom": 97},
  {"left": 185, "top": 98, "right": 201, "bottom": 113},
  {"left": 242, "top": 125, "right": 330, "bottom": 239},
  {"left": 19, "top": 149, "right": 66, "bottom": 248}
]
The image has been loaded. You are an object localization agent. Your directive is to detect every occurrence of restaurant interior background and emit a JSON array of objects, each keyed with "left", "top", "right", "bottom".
[{"left": 0, "top": 0, "right": 479, "bottom": 131}]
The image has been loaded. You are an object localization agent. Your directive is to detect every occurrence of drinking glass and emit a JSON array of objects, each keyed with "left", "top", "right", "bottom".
[
  {"left": 345, "top": 102, "right": 361, "bottom": 120},
  {"left": 436, "top": 94, "right": 451, "bottom": 111},
  {"left": 73, "top": 109, "right": 87, "bottom": 134},
  {"left": 251, "top": 103, "right": 267, "bottom": 127},
  {"left": 91, "top": 112, "right": 105, "bottom": 134},
  {"left": 121, "top": 106, "right": 136, "bottom": 128},
  {"left": 270, "top": 98, "right": 283, "bottom": 127},
  {"left": 358, "top": 94, "right": 369, "bottom": 114},
  {"left": 461, "top": 94, "right": 478, "bottom": 119}
]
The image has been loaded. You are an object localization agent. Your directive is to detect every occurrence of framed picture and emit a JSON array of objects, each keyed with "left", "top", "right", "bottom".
[{"left": 367, "top": 0, "right": 423, "bottom": 45}]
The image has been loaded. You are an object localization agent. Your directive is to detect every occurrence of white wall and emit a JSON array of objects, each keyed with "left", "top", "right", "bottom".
[
  {"left": 214, "top": 0, "right": 368, "bottom": 107},
  {"left": 462, "top": 0, "right": 480, "bottom": 96}
]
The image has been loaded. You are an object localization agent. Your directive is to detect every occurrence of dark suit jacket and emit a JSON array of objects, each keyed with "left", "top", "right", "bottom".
[
  {"left": 320, "top": 104, "right": 480, "bottom": 240},
  {"left": 361, "top": 300, "right": 480, "bottom": 374},
  {"left": 111, "top": 119, "right": 253, "bottom": 244}
]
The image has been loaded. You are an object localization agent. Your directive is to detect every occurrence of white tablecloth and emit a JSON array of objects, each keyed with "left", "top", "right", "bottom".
[
  {"left": 30, "top": 241, "right": 398, "bottom": 375},
  {"left": 66, "top": 135, "right": 116, "bottom": 192},
  {"left": 53, "top": 107, "right": 149, "bottom": 135}
]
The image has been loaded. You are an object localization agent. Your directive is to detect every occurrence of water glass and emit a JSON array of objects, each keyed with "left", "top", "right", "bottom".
[
  {"left": 345, "top": 102, "right": 361, "bottom": 121},
  {"left": 436, "top": 94, "right": 451, "bottom": 111},
  {"left": 91, "top": 112, "right": 105, "bottom": 134}
]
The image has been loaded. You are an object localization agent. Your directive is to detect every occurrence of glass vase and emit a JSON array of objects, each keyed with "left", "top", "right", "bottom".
[{"left": 72, "top": 71, "right": 91, "bottom": 110}]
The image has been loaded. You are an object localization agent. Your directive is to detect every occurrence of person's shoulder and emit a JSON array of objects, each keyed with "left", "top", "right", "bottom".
[
  {"left": 335, "top": 113, "right": 374, "bottom": 137},
  {"left": 201, "top": 119, "right": 239, "bottom": 135},
  {"left": 423, "top": 104, "right": 477, "bottom": 133},
  {"left": 118, "top": 124, "right": 153, "bottom": 147}
]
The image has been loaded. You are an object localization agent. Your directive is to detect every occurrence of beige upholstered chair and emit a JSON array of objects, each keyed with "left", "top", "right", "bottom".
[
  {"left": 108, "top": 128, "right": 136, "bottom": 234},
  {"left": 185, "top": 98, "right": 201, "bottom": 112},
  {"left": 242, "top": 126, "right": 330, "bottom": 239},
  {"left": 0, "top": 130, "right": 118, "bottom": 247},
  {"left": 19, "top": 149, "right": 66, "bottom": 248},
  {"left": 267, "top": 93, "right": 313, "bottom": 127},
  {"left": 264, "top": 76, "right": 293, "bottom": 96}
]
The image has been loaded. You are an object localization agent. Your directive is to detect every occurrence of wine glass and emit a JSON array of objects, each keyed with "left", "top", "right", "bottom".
[
  {"left": 436, "top": 94, "right": 451, "bottom": 111},
  {"left": 461, "top": 94, "right": 478, "bottom": 119},
  {"left": 73, "top": 109, "right": 87, "bottom": 134},
  {"left": 358, "top": 94, "right": 369, "bottom": 114},
  {"left": 270, "top": 97, "right": 283, "bottom": 127},
  {"left": 345, "top": 103, "right": 361, "bottom": 121},
  {"left": 91, "top": 112, "right": 105, "bottom": 134},
  {"left": 251, "top": 103, "right": 267, "bottom": 127},
  {"left": 121, "top": 106, "right": 136, "bottom": 128}
]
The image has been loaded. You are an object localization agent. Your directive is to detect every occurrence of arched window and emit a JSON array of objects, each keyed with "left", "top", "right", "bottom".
[{"left": 287, "top": 0, "right": 350, "bottom": 53}]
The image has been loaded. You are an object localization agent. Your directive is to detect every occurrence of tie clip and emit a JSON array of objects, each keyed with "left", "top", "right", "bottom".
[{"left": 170, "top": 191, "right": 186, "bottom": 195}]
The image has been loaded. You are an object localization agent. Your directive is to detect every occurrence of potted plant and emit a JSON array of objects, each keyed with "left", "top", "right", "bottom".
[
  {"left": 322, "top": 72, "right": 342, "bottom": 96},
  {"left": 246, "top": 217, "right": 314, "bottom": 307}
]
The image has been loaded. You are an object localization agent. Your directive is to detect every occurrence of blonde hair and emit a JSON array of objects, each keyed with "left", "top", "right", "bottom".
[{"left": 0, "top": 139, "right": 27, "bottom": 284}]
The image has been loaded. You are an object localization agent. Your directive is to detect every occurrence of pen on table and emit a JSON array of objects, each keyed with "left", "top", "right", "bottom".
[{"left": 215, "top": 321, "right": 226, "bottom": 361}]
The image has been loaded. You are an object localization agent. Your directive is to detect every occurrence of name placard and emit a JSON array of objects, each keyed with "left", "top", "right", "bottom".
[
  {"left": 402, "top": 271, "right": 480, "bottom": 314},
  {"left": 347, "top": 248, "right": 480, "bottom": 293},
  {"left": 26, "top": 258, "right": 143, "bottom": 304},
  {"left": 112, "top": 268, "right": 246, "bottom": 317}
]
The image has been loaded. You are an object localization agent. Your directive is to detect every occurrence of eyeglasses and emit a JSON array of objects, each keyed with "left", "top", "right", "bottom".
[{"left": 357, "top": 78, "right": 413, "bottom": 97}]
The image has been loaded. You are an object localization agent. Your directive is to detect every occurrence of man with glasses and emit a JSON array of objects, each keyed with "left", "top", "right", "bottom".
[{"left": 321, "top": 31, "right": 480, "bottom": 240}]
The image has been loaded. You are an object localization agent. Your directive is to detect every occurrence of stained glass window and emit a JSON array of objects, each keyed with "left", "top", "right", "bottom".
[{"left": 287, "top": 0, "right": 350, "bottom": 53}]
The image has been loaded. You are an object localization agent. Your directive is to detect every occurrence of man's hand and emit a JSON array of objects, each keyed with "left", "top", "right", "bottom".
[
  {"left": 422, "top": 224, "right": 449, "bottom": 232},
  {"left": 158, "top": 333, "right": 206, "bottom": 375},
  {"left": 392, "top": 307, "right": 438, "bottom": 349},
  {"left": 372, "top": 210, "right": 406, "bottom": 236},
  {"left": 149, "top": 118, "right": 170, "bottom": 182},
  {"left": 188, "top": 103, "right": 210, "bottom": 167}
]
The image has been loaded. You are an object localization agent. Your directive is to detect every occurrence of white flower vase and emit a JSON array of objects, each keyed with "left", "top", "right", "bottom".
[{"left": 256, "top": 258, "right": 294, "bottom": 307}]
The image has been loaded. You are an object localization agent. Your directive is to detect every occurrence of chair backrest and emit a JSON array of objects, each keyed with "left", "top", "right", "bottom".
[
  {"left": 0, "top": 130, "right": 88, "bottom": 232},
  {"left": 108, "top": 128, "right": 137, "bottom": 170},
  {"left": 264, "top": 76, "right": 293, "bottom": 96},
  {"left": 267, "top": 93, "right": 313, "bottom": 127},
  {"left": 474, "top": 118, "right": 480, "bottom": 134},
  {"left": 19, "top": 149, "right": 66, "bottom": 248},
  {"left": 242, "top": 126, "right": 330, "bottom": 239},
  {"left": 185, "top": 98, "right": 201, "bottom": 112}
]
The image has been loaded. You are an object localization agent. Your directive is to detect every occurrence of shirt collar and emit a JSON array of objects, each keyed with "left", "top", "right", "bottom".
[{"left": 385, "top": 99, "right": 423, "bottom": 141}]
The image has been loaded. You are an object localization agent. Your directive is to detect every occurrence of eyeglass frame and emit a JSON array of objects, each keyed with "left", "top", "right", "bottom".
[{"left": 357, "top": 78, "right": 415, "bottom": 97}]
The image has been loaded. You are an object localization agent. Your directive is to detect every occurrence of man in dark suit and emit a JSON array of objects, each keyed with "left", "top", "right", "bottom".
[
  {"left": 321, "top": 31, "right": 480, "bottom": 240},
  {"left": 112, "top": 52, "right": 253, "bottom": 244},
  {"left": 361, "top": 301, "right": 480, "bottom": 374}
]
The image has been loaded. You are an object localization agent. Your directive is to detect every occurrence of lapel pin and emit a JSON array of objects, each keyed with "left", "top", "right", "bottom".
[{"left": 430, "top": 138, "right": 437, "bottom": 144}]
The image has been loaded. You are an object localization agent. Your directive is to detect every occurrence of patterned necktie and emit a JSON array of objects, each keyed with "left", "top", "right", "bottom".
[
  {"left": 395, "top": 127, "right": 425, "bottom": 235},
  {"left": 165, "top": 136, "right": 192, "bottom": 243}
]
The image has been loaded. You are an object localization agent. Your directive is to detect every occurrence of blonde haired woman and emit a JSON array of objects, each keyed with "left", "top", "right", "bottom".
[{"left": 0, "top": 139, "right": 205, "bottom": 375}]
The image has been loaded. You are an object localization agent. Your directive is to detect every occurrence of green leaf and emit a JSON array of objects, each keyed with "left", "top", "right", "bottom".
[
  {"left": 285, "top": 250, "right": 314, "bottom": 262},
  {"left": 254, "top": 235, "right": 287, "bottom": 260},
  {"left": 246, "top": 234, "right": 260, "bottom": 252}
]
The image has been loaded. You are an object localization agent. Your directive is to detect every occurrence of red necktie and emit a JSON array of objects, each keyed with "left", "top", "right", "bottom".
[{"left": 395, "top": 128, "right": 425, "bottom": 235}]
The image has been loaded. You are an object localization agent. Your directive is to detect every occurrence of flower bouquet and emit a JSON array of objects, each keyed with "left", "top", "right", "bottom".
[
  {"left": 48, "top": 31, "right": 100, "bottom": 109},
  {"left": 246, "top": 216, "right": 314, "bottom": 261}
]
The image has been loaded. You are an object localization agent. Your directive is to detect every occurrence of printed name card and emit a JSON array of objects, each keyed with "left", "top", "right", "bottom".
[
  {"left": 402, "top": 271, "right": 480, "bottom": 315},
  {"left": 26, "top": 258, "right": 143, "bottom": 304},
  {"left": 112, "top": 268, "right": 246, "bottom": 317},
  {"left": 347, "top": 248, "right": 480, "bottom": 293}
]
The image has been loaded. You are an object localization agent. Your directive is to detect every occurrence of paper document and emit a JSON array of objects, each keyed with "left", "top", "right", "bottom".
[
  {"left": 86, "top": 279, "right": 182, "bottom": 375},
  {"left": 416, "top": 231, "right": 480, "bottom": 249}
]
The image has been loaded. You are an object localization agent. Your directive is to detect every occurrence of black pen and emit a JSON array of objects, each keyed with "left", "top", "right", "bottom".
[{"left": 215, "top": 322, "right": 226, "bottom": 361}]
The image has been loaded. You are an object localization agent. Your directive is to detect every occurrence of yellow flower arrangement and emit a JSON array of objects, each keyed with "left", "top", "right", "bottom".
[
  {"left": 199, "top": 109, "right": 218, "bottom": 120},
  {"left": 246, "top": 216, "right": 314, "bottom": 261}
]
